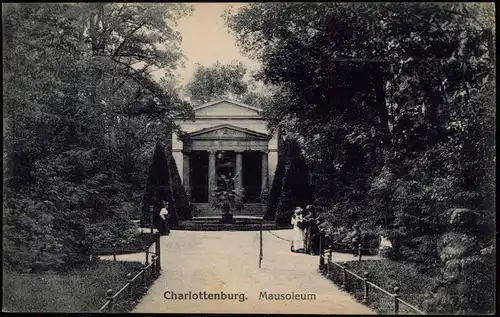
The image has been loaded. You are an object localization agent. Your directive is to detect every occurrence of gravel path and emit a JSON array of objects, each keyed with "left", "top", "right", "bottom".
[{"left": 105, "top": 229, "right": 376, "bottom": 314}]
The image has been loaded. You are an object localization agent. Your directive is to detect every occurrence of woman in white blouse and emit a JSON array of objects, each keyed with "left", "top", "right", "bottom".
[
  {"left": 159, "top": 202, "right": 170, "bottom": 236},
  {"left": 291, "top": 206, "right": 305, "bottom": 252}
]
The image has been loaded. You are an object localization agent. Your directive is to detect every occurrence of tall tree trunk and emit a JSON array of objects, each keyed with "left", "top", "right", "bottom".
[
  {"left": 372, "top": 62, "right": 391, "bottom": 169},
  {"left": 486, "top": 28, "right": 495, "bottom": 67}
]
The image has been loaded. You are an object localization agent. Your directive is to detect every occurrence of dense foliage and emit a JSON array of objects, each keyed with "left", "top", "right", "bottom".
[
  {"left": 184, "top": 61, "right": 248, "bottom": 104},
  {"left": 3, "top": 3, "right": 193, "bottom": 272},
  {"left": 226, "top": 3, "right": 495, "bottom": 314},
  {"left": 210, "top": 174, "right": 244, "bottom": 217},
  {"left": 324, "top": 259, "right": 441, "bottom": 315},
  {"left": 184, "top": 61, "right": 275, "bottom": 107},
  {"left": 271, "top": 139, "right": 314, "bottom": 225}
]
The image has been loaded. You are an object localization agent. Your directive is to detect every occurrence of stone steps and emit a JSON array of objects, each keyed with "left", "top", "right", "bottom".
[
  {"left": 173, "top": 219, "right": 290, "bottom": 231},
  {"left": 191, "top": 203, "right": 265, "bottom": 217}
]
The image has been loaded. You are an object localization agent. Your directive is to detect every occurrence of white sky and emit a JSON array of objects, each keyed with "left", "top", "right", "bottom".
[{"left": 152, "top": 3, "right": 260, "bottom": 87}]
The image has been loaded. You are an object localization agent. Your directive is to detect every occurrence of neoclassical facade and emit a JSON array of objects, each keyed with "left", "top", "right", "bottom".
[{"left": 172, "top": 99, "right": 278, "bottom": 216}]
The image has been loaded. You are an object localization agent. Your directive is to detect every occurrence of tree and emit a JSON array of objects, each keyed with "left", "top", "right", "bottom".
[
  {"left": 166, "top": 150, "right": 192, "bottom": 223},
  {"left": 142, "top": 142, "right": 173, "bottom": 226},
  {"left": 226, "top": 3, "right": 495, "bottom": 313},
  {"left": 184, "top": 61, "right": 248, "bottom": 104},
  {"left": 3, "top": 3, "right": 193, "bottom": 271},
  {"left": 275, "top": 139, "right": 314, "bottom": 225},
  {"left": 264, "top": 135, "right": 287, "bottom": 221},
  {"left": 240, "top": 91, "right": 273, "bottom": 109}
]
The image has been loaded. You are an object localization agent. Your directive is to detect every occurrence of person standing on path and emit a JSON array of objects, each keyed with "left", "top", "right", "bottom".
[
  {"left": 303, "top": 206, "right": 314, "bottom": 253},
  {"left": 159, "top": 202, "right": 170, "bottom": 236},
  {"left": 305, "top": 205, "right": 321, "bottom": 255},
  {"left": 291, "top": 206, "right": 305, "bottom": 253},
  {"left": 349, "top": 224, "right": 361, "bottom": 257},
  {"left": 303, "top": 208, "right": 310, "bottom": 253}
]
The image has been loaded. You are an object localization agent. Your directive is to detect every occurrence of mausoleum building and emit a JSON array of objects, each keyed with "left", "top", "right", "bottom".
[{"left": 172, "top": 99, "right": 278, "bottom": 216}]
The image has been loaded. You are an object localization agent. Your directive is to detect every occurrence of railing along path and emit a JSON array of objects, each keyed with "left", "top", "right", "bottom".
[
  {"left": 98, "top": 234, "right": 161, "bottom": 313},
  {"left": 318, "top": 234, "right": 426, "bottom": 315}
]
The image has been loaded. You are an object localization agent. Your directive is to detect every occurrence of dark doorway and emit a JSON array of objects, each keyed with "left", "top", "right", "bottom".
[
  {"left": 243, "top": 151, "right": 262, "bottom": 203},
  {"left": 216, "top": 151, "right": 236, "bottom": 185},
  {"left": 190, "top": 151, "right": 209, "bottom": 203}
]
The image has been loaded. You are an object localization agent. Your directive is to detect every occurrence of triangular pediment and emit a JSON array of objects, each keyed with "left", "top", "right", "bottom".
[
  {"left": 192, "top": 99, "right": 262, "bottom": 117},
  {"left": 186, "top": 124, "right": 271, "bottom": 140}
]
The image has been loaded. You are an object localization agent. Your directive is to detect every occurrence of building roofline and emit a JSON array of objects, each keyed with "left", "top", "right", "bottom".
[
  {"left": 192, "top": 98, "right": 263, "bottom": 113},
  {"left": 184, "top": 123, "right": 271, "bottom": 140}
]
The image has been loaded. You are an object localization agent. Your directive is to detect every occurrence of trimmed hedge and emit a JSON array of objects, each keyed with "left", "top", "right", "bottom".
[
  {"left": 142, "top": 141, "right": 173, "bottom": 227},
  {"left": 166, "top": 150, "right": 192, "bottom": 222},
  {"left": 142, "top": 142, "right": 192, "bottom": 228},
  {"left": 264, "top": 137, "right": 287, "bottom": 221},
  {"left": 97, "top": 232, "right": 158, "bottom": 255}
]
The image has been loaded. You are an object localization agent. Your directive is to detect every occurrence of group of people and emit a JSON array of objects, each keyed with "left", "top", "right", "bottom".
[
  {"left": 291, "top": 210, "right": 393, "bottom": 257},
  {"left": 290, "top": 205, "right": 322, "bottom": 255}
]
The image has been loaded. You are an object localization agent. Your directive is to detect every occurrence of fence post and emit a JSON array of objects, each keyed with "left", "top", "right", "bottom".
[
  {"left": 155, "top": 235, "right": 161, "bottom": 271},
  {"left": 127, "top": 273, "right": 133, "bottom": 302},
  {"left": 319, "top": 233, "right": 325, "bottom": 268},
  {"left": 156, "top": 253, "right": 161, "bottom": 276},
  {"left": 151, "top": 254, "right": 157, "bottom": 278},
  {"left": 362, "top": 271, "right": 369, "bottom": 303},
  {"left": 154, "top": 254, "right": 158, "bottom": 277},
  {"left": 113, "top": 243, "right": 117, "bottom": 261},
  {"left": 341, "top": 261, "right": 347, "bottom": 289},
  {"left": 144, "top": 262, "right": 150, "bottom": 288},
  {"left": 327, "top": 247, "right": 332, "bottom": 276},
  {"left": 393, "top": 286, "right": 400, "bottom": 315},
  {"left": 150, "top": 205, "right": 154, "bottom": 234},
  {"left": 141, "top": 265, "right": 147, "bottom": 292},
  {"left": 259, "top": 220, "right": 263, "bottom": 268},
  {"left": 358, "top": 243, "right": 362, "bottom": 263},
  {"left": 106, "top": 289, "right": 114, "bottom": 312}
]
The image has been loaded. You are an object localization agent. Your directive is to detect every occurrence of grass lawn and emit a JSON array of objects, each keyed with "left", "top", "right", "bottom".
[
  {"left": 323, "top": 259, "right": 440, "bottom": 315},
  {"left": 3, "top": 260, "right": 146, "bottom": 312}
]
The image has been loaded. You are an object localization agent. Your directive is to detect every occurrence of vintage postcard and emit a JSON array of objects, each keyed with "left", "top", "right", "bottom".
[{"left": 3, "top": 2, "right": 495, "bottom": 315}]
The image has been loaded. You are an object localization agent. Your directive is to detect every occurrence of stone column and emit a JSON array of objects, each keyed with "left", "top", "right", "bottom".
[
  {"left": 208, "top": 150, "right": 217, "bottom": 203},
  {"left": 235, "top": 151, "right": 243, "bottom": 202},
  {"left": 182, "top": 151, "right": 190, "bottom": 196},
  {"left": 261, "top": 150, "right": 269, "bottom": 202}
]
